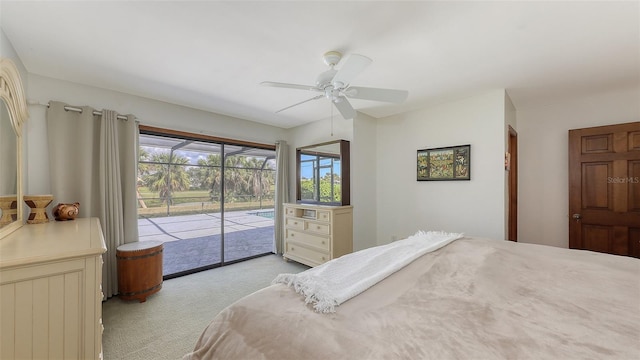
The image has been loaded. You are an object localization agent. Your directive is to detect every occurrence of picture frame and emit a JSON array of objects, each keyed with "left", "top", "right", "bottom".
[{"left": 417, "top": 144, "right": 471, "bottom": 181}]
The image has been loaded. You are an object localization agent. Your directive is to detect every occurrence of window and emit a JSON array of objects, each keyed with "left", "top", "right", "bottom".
[{"left": 137, "top": 126, "right": 276, "bottom": 278}]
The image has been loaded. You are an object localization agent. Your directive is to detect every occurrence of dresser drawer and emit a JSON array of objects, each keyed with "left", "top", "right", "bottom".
[
  {"left": 285, "top": 207, "right": 297, "bottom": 216},
  {"left": 285, "top": 217, "right": 305, "bottom": 230},
  {"left": 286, "top": 242, "right": 329, "bottom": 265},
  {"left": 306, "top": 221, "right": 330, "bottom": 235},
  {"left": 287, "top": 229, "right": 329, "bottom": 251},
  {"left": 317, "top": 210, "right": 330, "bottom": 222}
]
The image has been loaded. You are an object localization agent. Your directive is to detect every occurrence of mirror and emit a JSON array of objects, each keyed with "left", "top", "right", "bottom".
[
  {"left": 0, "top": 101, "right": 18, "bottom": 228},
  {"left": 296, "top": 139, "right": 350, "bottom": 206},
  {"left": 0, "top": 58, "right": 28, "bottom": 239}
]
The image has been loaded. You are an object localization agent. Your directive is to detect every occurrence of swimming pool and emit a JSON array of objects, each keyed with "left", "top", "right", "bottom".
[{"left": 249, "top": 210, "right": 275, "bottom": 219}]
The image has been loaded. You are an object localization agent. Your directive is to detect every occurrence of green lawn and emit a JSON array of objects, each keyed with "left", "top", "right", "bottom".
[
  {"left": 137, "top": 188, "right": 212, "bottom": 207},
  {"left": 137, "top": 187, "right": 274, "bottom": 218}
]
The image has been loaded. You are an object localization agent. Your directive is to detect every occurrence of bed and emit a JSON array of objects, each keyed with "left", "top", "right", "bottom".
[{"left": 183, "top": 234, "right": 640, "bottom": 360}]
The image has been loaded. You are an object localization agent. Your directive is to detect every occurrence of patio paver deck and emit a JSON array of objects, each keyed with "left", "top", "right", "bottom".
[{"left": 138, "top": 210, "right": 275, "bottom": 276}]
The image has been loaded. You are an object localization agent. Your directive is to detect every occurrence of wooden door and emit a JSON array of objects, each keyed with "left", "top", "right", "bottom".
[
  {"left": 508, "top": 126, "right": 518, "bottom": 241},
  {"left": 569, "top": 122, "right": 640, "bottom": 258}
]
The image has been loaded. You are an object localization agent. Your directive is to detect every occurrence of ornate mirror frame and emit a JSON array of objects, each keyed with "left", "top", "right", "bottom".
[{"left": 0, "top": 58, "right": 28, "bottom": 239}]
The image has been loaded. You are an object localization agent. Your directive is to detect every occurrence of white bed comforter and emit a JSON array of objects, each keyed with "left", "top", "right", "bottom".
[{"left": 273, "top": 230, "right": 463, "bottom": 313}]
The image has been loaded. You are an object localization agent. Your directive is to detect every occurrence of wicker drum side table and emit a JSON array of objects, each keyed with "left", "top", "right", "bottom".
[{"left": 116, "top": 241, "right": 163, "bottom": 302}]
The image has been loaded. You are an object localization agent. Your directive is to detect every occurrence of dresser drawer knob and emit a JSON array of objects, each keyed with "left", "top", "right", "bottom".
[
  {"left": 322, "top": 241, "right": 325, "bottom": 245},
  {"left": 316, "top": 226, "right": 321, "bottom": 230},
  {"left": 291, "top": 233, "right": 295, "bottom": 237}
]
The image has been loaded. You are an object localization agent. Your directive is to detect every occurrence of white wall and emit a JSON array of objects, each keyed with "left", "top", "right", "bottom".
[
  {"left": 516, "top": 86, "right": 640, "bottom": 248},
  {"left": 25, "top": 74, "right": 286, "bottom": 194},
  {"left": 375, "top": 90, "right": 507, "bottom": 245},
  {"left": 352, "top": 112, "right": 377, "bottom": 251},
  {"left": 1, "top": 28, "right": 27, "bottom": 88}
]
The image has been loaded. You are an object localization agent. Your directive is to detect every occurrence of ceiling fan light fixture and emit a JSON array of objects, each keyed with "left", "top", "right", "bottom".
[
  {"left": 316, "top": 69, "right": 337, "bottom": 87},
  {"left": 332, "top": 81, "right": 345, "bottom": 89},
  {"left": 323, "top": 51, "right": 342, "bottom": 67}
]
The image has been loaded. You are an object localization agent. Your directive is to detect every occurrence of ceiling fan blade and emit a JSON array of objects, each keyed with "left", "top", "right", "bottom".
[
  {"left": 344, "top": 86, "right": 409, "bottom": 103},
  {"left": 333, "top": 96, "right": 357, "bottom": 119},
  {"left": 331, "top": 54, "right": 372, "bottom": 87},
  {"left": 275, "top": 94, "right": 324, "bottom": 114},
  {"left": 261, "top": 81, "right": 320, "bottom": 92}
]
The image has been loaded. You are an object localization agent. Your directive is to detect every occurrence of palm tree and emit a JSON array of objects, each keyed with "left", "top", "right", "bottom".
[
  {"left": 196, "top": 154, "right": 223, "bottom": 201},
  {"left": 247, "top": 158, "right": 274, "bottom": 201},
  {"left": 137, "top": 148, "right": 152, "bottom": 208},
  {"left": 143, "top": 152, "right": 190, "bottom": 205},
  {"left": 195, "top": 154, "right": 271, "bottom": 204},
  {"left": 224, "top": 155, "right": 250, "bottom": 202},
  {"left": 137, "top": 148, "right": 153, "bottom": 186}
]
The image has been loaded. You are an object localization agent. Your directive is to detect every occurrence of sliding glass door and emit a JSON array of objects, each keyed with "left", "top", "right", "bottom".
[
  {"left": 137, "top": 131, "right": 276, "bottom": 278},
  {"left": 223, "top": 146, "right": 276, "bottom": 263}
]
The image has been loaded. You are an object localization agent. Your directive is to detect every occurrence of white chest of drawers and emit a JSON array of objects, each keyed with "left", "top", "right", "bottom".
[
  {"left": 283, "top": 203, "right": 353, "bottom": 267},
  {"left": 0, "top": 218, "right": 107, "bottom": 359}
]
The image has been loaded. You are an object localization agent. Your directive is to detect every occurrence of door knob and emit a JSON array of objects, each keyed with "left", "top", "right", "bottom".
[{"left": 572, "top": 213, "right": 582, "bottom": 221}]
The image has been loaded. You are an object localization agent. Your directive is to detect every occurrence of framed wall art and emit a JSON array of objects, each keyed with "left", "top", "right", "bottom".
[{"left": 417, "top": 144, "right": 470, "bottom": 181}]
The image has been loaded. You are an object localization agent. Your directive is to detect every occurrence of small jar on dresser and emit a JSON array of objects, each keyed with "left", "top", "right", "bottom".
[{"left": 283, "top": 203, "right": 353, "bottom": 267}]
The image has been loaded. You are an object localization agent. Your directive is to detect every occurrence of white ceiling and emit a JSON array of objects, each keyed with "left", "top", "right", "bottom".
[{"left": 1, "top": 1, "right": 638, "bottom": 129}]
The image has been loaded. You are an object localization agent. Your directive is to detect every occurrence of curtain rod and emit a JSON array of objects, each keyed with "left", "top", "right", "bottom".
[
  {"left": 27, "top": 100, "right": 129, "bottom": 120},
  {"left": 57, "top": 104, "right": 129, "bottom": 121}
]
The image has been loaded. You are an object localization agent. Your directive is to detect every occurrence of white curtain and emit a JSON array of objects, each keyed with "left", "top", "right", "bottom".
[
  {"left": 47, "top": 101, "right": 139, "bottom": 299},
  {"left": 273, "top": 140, "right": 289, "bottom": 254}
]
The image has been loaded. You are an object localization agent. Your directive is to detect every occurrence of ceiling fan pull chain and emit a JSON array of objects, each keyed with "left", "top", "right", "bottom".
[{"left": 330, "top": 101, "right": 334, "bottom": 136}]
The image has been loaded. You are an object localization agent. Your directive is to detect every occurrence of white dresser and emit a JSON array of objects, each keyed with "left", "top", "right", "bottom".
[
  {"left": 0, "top": 218, "right": 106, "bottom": 360},
  {"left": 283, "top": 203, "right": 353, "bottom": 267}
]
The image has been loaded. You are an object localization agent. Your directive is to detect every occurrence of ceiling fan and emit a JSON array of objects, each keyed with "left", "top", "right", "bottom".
[{"left": 261, "top": 51, "right": 408, "bottom": 120}]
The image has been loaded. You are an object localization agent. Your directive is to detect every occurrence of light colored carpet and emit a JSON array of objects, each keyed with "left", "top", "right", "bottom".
[{"left": 102, "top": 254, "right": 309, "bottom": 360}]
